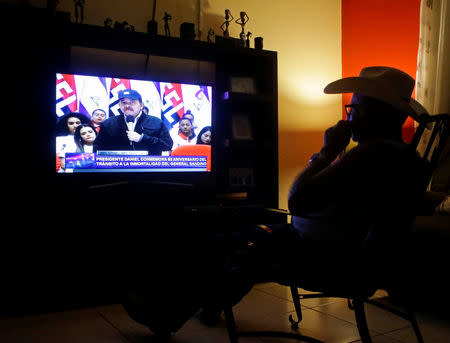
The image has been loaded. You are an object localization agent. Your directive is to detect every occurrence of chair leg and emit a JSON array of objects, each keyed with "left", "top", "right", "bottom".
[
  {"left": 223, "top": 300, "right": 326, "bottom": 343},
  {"left": 223, "top": 305, "right": 239, "bottom": 343},
  {"left": 352, "top": 298, "right": 373, "bottom": 343},
  {"left": 407, "top": 309, "right": 425, "bottom": 343},
  {"left": 366, "top": 298, "right": 425, "bottom": 343},
  {"left": 289, "top": 285, "right": 302, "bottom": 329}
]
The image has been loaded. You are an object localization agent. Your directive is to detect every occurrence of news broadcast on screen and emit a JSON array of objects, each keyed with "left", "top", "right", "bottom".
[{"left": 55, "top": 73, "right": 213, "bottom": 173}]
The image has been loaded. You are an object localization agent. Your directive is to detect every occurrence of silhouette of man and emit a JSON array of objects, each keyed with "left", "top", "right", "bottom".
[
  {"left": 288, "top": 66, "right": 429, "bottom": 257},
  {"left": 232, "top": 67, "right": 430, "bottom": 286}
]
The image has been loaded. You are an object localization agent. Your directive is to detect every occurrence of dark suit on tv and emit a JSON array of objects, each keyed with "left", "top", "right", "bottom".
[{"left": 94, "top": 114, "right": 173, "bottom": 155}]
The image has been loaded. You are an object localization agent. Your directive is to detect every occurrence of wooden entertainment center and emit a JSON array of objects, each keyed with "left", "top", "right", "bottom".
[{"left": 3, "top": 3, "right": 284, "bottom": 316}]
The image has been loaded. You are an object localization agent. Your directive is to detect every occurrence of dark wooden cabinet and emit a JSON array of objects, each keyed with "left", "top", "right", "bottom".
[{"left": 2, "top": 3, "right": 280, "bottom": 316}]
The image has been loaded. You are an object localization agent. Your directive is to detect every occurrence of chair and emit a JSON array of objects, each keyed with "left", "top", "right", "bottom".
[
  {"left": 411, "top": 113, "right": 450, "bottom": 175},
  {"left": 171, "top": 144, "right": 211, "bottom": 171},
  {"left": 223, "top": 113, "right": 449, "bottom": 343}
]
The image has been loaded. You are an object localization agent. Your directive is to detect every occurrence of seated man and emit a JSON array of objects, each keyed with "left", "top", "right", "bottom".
[
  {"left": 288, "top": 66, "right": 429, "bottom": 261},
  {"left": 233, "top": 67, "right": 430, "bottom": 288}
]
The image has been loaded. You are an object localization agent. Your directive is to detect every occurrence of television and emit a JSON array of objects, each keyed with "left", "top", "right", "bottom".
[{"left": 55, "top": 73, "right": 213, "bottom": 175}]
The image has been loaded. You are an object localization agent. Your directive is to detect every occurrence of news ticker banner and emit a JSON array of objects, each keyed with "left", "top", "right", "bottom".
[{"left": 64, "top": 153, "right": 208, "bottom": 171}]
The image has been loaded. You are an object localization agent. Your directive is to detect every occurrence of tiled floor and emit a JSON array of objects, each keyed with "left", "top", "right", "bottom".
[{"left": 1, "top": 283, "right": 449, "bottom": 343}]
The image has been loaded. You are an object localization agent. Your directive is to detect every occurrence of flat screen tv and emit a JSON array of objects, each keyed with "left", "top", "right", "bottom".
[{"left": 55, "top": 73, "right": 213, "bottom": 174}]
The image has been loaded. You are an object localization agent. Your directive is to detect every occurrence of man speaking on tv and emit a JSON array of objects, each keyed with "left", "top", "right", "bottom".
[{"left": 94, "top": 89, "right": 173, "bottom": 155}]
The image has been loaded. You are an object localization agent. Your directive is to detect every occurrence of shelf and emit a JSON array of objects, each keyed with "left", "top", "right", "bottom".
[
  {"left": 221, "top": 91, "right": 274, "bottom": 104},
  {"left": 67, "top": 23, "right": 277, "bottom": 62}
]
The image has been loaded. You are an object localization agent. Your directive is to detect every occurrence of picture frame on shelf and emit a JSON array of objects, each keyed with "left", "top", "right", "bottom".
[
  {"left": 232, "top": 114, "right": 253, "bottom": 140},
  {"left": 230, "top": 76, "right": 256, "bottom": 94}
]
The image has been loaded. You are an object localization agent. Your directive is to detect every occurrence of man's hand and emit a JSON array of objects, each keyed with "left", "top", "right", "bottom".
[
  {"left": 320, "top": 120, "right": 352, "bottom": 162},
  {"left": 127, "top": 131, "right": 143, "bottom": 143}
]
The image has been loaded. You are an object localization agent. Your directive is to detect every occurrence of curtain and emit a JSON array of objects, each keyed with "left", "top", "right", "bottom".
[
  {"left": 416, "top": 0, "right": 449, "bottom": 115},
  {"left": 415, "top": 0, "right": 450, "bottom": 192}
]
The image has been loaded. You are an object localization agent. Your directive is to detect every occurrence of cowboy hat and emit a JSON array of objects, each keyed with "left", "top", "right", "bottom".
[{"left": 324, "top": 66, "right": 428, "bottom": 122}]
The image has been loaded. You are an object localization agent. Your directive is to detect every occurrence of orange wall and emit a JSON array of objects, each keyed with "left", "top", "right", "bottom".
[{"left": 342, "top": 0, "right": 421, "bottom": 142}]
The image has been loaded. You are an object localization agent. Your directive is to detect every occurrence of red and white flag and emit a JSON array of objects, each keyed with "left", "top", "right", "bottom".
[
  {"left": 109, "top": 78, "right": 131, "bottom": 117},
  {"left": 56, "top": 73, "right": 78, "bottom": 117}
]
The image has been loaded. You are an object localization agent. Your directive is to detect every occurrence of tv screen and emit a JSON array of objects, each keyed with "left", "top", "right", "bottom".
[{"left": 55, "top": 73, "right": 213, "bottom": 173}]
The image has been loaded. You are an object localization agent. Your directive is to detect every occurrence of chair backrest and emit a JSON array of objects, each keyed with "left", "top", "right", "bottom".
[
  {"left": 170, "top": 144, "right": 211, "bottom": 171},
  {"left": 364, "top": 113, "right": 449, "bottom": 252},
  {"left": 410, "top": 113, "right": 450, "bottom": 186}
]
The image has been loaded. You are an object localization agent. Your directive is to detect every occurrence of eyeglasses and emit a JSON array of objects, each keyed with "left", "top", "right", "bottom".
[
  {"left": 344, "top": 103, "right": 369, "bottom": 119},
  {"left": 120, "top": 99, "right": 140, "bottom": 106},
  {"left": 344, "top": 104, "right": 359, "bottom": 116}
]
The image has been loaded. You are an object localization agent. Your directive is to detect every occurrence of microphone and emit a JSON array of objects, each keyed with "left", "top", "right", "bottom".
[{"left": 125, "top": 115, "right": 135, "bottom": 146}]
